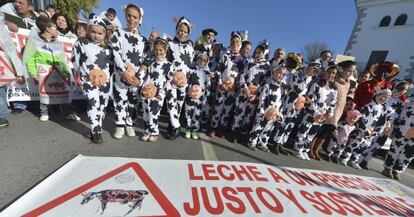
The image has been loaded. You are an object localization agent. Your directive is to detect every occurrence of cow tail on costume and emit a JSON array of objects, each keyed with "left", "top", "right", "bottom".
[
  {"left": 140, "top": 43, "right": 171, "bottom": 137},
  {"left": 72, "top": 15, "right": 123, "bottom": 142},
  {"left": 210, "top": 31, "right": 244, "bottom": 134},
  {"left": 383, "top": 90, "right": 414, "bottom": 179},
  {"left": 111, "top": 6, "right": 148, "bottom": 131},
  {"left": 233, "top": 40, "right": 271, "bottom": 134},
  {"left": 293, "top": 65, "right": 338, "bottom": 160},
  {"left": 185, "top": 53, "right": 211, "bottom": 132},
  {"left": 165, "top": 16, "right": 194, "bottom": 138},
  {"left": 248, "top": 78, "right": 283, "bottom": 151}
]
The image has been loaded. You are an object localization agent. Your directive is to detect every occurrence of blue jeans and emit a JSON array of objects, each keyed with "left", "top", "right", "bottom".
[
  {"left": 12, "top": 101, "right": 27, "bottom": 110},
  {"left": 0, "top": 86, "right": 8, "bottom": 120}
]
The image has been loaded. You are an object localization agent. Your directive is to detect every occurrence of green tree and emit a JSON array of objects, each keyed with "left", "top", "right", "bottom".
[{"left": 53, "top": 0, "right": 99, "bottom": 25}]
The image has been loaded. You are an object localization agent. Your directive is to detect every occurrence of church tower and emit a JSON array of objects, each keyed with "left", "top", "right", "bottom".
[{"left": 345, "top": 0, "right": 414, "bottom": 80}]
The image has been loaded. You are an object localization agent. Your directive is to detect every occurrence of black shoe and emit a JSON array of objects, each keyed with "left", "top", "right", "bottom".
[
  {"left": 168, "top": 128, "right": 180, "bottom": 140},
  {"left": 331, "top": 157, "right": 339, "bottom": 164},
  {"left": 360, "top": 161, "right": 369, "bottom": 170},
  {"left": 279, "top": 144, "right": 289, "bottom": 155},
  {"left": 0, "top": 119, "right": 9, "bottom": 129},
  {"left": 392, "top": 171, "right": 400, "bottom": 180},
  {"left": 11, "top": 108, "right": 24, "bottom": 114},
  {"left": 271, "top": 144, "right": 280, "bottom": 155},
  {"left": 322, "top": 154, "right": 331, "bottom": 162},
  {"left": 90, "top": 133, "right": 103, "bottom": 144},
  {"left": 226, "top": 132, "right": 236, "bottom": 143}
]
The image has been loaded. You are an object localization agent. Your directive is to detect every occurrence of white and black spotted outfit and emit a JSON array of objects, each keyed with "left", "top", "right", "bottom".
[
  {"left": 340, "top": 100, "right": 389, "bottom": 164},
  {"left": 165, "top": 37, "right": 194, "bottom": 129},
  {"left": 249, "top": 80, "right": 283, "bottom": 148},
  {"left": 210, "top": 50, "right": 244, "bottom": 130},
  {"left": 140, "top": 59, "right": 172, "bottom": 136},
  {"left": 359, "top": 96, "right": 403, "bottom": 165},
  {"left": 384, "top": 103, "right": 414, "bottom": 174},
  {"left": 72, "top": 39, "right": 122, "bottom": 134},
  {"left": 111, "top": 28, "right": 148, "bottom": 127},
  {"left": 232, "top": 60, "right": 271, "bottom": 133},
  {"left": 185, "top": 66, "right": 211, "bottom": 131},
  {"left": 293, "top": 79, "right": 337, "bottom": 154},
  {"left": 274, "top": 70, "right": 314, "bottom": 146}
]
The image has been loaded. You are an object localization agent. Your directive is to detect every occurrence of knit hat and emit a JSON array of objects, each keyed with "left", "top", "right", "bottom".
[{"left": 202, "top": 28, "right": 217, "bottom": 36}]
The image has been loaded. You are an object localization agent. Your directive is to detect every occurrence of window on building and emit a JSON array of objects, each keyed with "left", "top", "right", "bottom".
[
  {"left": 379, "top": 16, "right": 391, "bottom": 27},
  {"left": 395, "top": 14, "right": 408, "bottom": 26},
  {"left": 365, "top": 51, "right": 389, "bottom": 71}
]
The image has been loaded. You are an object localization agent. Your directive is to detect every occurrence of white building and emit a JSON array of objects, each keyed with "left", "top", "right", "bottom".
[{"left": 345, "top": 0, "right": 414, "bottom": 80}]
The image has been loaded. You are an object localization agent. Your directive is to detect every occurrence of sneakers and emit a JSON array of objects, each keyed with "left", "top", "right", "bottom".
[
  {"left": 247, "top": 143, "right": 257, "bottom": 150},
  {"left": 339, "top": 159, "right": 348, "bottom": 166},
  {"left": 392, "top": 170, "right": 400, "bottom": 180},
  {"left": 125, "top": 126, "right": 136, "bottom": 137},
  {"left": 257, "top": 144, "right": 270, "bottom": 152},
  {"left": 66, "top": 113, "right": 81, "bottom": 121},
  {"left": 90, "top": 133, "right": 103, "bottom": 144},
  {"left": 148, "top": 135, "right": 158, "bottom": 142},
  {"left": 141, "top": 134, "right": 150, "bottom": 141},
  {"left": 349, "top": 162, "right": 362, "bottom": 170},
  {"left": 382, "top": 168, "right": 394, "bottom": 179},
  {"left": 168, "top": 128, "right": 180, "bottom": 140},
  {"left": 113, "top": 127, "right": 125, "bottom": 139},
  {"left": 359, "top": 161, "right": 369, "bottom": 170},
  {"left": 0, "top": 119, "right": 9, "bottom": 129},
  {"left": 185, "top": 131, "right": 191, "bottom": 139},
  {"left": 191, "top": 131, "right": 199, "bottom": 140},
  {"left": 303, "top": 152, "right": 311, "bottom": 161},
  {"left": 293, "top": 152, "right": 306, "bottom": 160},
  {"left": 39, "top": 115, "right": 49, "bottom": 122}
]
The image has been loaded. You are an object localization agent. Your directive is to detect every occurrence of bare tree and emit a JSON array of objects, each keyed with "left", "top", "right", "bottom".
[{"left": 302, "top": 41, "right": 331, "bottom": 63}]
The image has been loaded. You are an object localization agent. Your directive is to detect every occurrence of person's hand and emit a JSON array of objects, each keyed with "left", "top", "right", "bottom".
[
  {"left": 248, "top": 94, "right": 257, "bottom": 102},
  {"left": 265, "top": 106, "right": 279, "bottom": 121},
  {"left": 173, "top": 70, "right": 187, "bottom": 87},
  {"left": 243, "top": 86, "right": 250, "bottom": 98},
  {"left": 16, "top": 76, "right": 26, "bottom": 85},
  {"left": 5, "top": 21, "right": 18, "bottom": 33},
  {"left": 138, "top": 65, "right": 147, "bottom": 74},
  {"left": 142, "top": 84, "right": 157, "bottom": 99},
  {"left": 89, "top": 69, "right": 107, "bottom": 87}
]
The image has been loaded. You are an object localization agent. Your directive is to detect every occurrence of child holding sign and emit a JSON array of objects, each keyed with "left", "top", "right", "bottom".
[{"left": 23, "top": 16, "right": 79, "bottom": 122}]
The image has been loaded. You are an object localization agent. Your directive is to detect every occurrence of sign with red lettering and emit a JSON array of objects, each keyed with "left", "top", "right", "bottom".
[
  {"left": 2, "top": 155, "right": 414, "bottom": 217},
  {"left": 0, "top": 51, "right": 16, "bottom": 85}
]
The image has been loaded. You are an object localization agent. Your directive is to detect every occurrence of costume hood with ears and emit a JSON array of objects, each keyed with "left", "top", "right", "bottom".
[
  {"left": 285, "top": 53, "right": 302, "bottom": 71},
  {"left": 372, "top": 86, "right": 392, "bottom": 101},
  {"left": 230, "top": 31, "right": 242, "bottom": 41},
  {"left": 88, "top": 13, "right": 107, "bottom": 31},
  {"left": 175, "top": 16, "right": 192, "bottom": 34},
  {"left": 256, "top": 40, "right": 270, "bottom": 60},
  {"left": 155, "top": 37, "right": 169, "bottom": 50},
  {"left": 369, "top": 61, "right": 399, "bottom": 80}
]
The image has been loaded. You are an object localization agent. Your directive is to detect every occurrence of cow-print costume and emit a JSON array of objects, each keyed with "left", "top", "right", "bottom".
[
  {"left": 384, "top": 103, "right": 414, "bottom": 173},
  {"left": 140, "top": 59, "right": 172, "bottom": 136},
  {"left": 359, "top": 95, "right": 403, "bottom": 166},
  {"left": 210, "top": 49, "right": 244, "bottom": 130},
  {"left": 340, "top": 99, "right": 389, "bottom": 165},
  {"left": 232, "top": 60, "right": 271, "bottom": 133},
  {"left": 111, "top": 28, "right": 149, "bottom": 127},
  {"left": 72, "top": 38, "right": 122, "bottom": 134},
  {"left": 249, "top": 80, "right": 283, "bottom": 149},
  {"left": 274, "top": 69, "right": 314, "bottom": 146},
  {"left": 185, "top": 66, "right": 211, "bottom": 131},
  {"left": 293, "top": 78, "right": 337, "bottom": 155},
  {"left": 165, "top": 37, "right": 194, "bottom": 129},
  {"left": 326, "top": 120, "right": 356, "bottom": 159}
]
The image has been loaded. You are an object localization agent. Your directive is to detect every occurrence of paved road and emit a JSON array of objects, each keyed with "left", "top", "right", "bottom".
[{"left": 1, "top": 107, "right": 413, "bottom": 210}]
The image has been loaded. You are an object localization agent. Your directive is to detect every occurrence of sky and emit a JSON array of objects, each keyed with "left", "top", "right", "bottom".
[{"left": 97, "top": 0, "right": 357, "bottom": 56}]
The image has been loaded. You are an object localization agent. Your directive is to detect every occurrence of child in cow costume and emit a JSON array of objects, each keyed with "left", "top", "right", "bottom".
[
  {"left": 232, "top": 40, "right": 271, "bottom": 135},
  {"left": 72, "top": 15, "right": 124, "bottom": 144},
  {"left": 209, "top": 31, "right": 244, "bottom": 138},
  {"left": 292, "top": 64, "right": 338, "bottom": 160},
  {"left": 165, "top": 16, "right": 194, "bottom": 139},
  {"left": 383, "top": 88, "right": 414, "bottom": 180},
  {"left": 248, "top": 66, "right": 286, "bottom": 152},
  {"left": 184, "top": 51, "right": 211, "bottom": 139},
  {"left": 111, "top": 4, "right": 149, "bottom": 139},
  {"left": 339, "top": 88, "right": 392, "bottom": 169},
  {"left": 273, "top": 60, "right": 318, "bottom": 155},
  {"left": 140, "top": 38, "right": 172, "bottom": 142},
  {"left": 358, "top": 80, "right": 409, "bottom": 169}
]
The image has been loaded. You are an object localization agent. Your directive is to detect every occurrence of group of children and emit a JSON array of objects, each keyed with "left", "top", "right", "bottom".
[{"left": 1, "top": 3, "right": 413, "bottom": 180}]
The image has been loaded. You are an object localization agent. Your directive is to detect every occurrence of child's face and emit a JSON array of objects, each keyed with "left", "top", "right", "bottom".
[
  {"left": 176, "top": 23, "right": 189, "bottom": 42},
  {"left": 125, "top": 7, "right": 141, "bottom": 29},
  {"left": 358, "top": 73, "right": 371, "bottom": 84},
  {"left": 47, "top": 24, "right": 58, "bottom": 38},
  {"left": 154, "top": 43, "right": 166, "bottom": 60},
  {"left": 254, "top": 48, "right": 264, "bottom": 61},
  {"left": 76, "top": 26, "right": 86, "bottom": 38},
  {"left": 240, "top": 44, "right": 251, "bottom": 57},
  {"left": 230, "top": 36, "right": 241, "bottom": 52},
  {"left": 106, "top": 13, "right": 115, "bottom": 21},
  {"left": 196, "top": 55, "right": 208, "bottom": 68},
  {"left": 88, "top": 25, "right": 106, "bottom": 43},
  {"left": 344, "top": 100, "right": 355, "bottom": 112},
  {"left": 47, "top": 8, "right": 55, "bottom": 16},
  {"left": 345, "top": 115, "right": 359, "bottom": 125},
  {"left": 395, "top": 85, "right": 409, "bottom": 97},
  {"left": 273, "top": 68, "right": 286, "bottom": 82},
  {"left": 375, "top": 93, "right": 390, "bottom": 104},
  {"left": 305, "top": 65, "right": 319, "bottom": 77},
  {"left": 339, "top": 65, "right": 356, "bottom": 79},
  {"left": 324, "top": 68, "right": 337, "bottom": 83}
]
